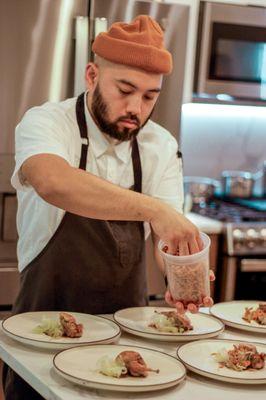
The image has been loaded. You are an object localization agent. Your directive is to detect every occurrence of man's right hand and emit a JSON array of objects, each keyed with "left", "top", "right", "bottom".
[{"left": 150, "top": 202, "right": 203, "bottom": 256}]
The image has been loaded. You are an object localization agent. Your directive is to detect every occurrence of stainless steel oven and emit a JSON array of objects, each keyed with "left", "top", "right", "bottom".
[
  {"left": 192, "top": 197, "right": 266, "bottom": 302},
  {"left": 194, "top": 1, "right": 266, "bottom": 102},
  {"left": 218, "top": 223, "right": 266, "bottom": 301}
]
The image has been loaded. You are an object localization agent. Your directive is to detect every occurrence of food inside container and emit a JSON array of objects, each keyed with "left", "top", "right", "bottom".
[{"left": 158, "top": 232, "right": 210, "bottom": 305}]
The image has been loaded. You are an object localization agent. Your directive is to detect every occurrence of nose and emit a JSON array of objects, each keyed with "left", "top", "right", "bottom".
[{"left": 125, "top": 94, "right": 142, "bottom": 117}]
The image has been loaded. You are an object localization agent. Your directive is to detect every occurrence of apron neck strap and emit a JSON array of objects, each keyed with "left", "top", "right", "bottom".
[{"left": 75, "top": 92, "right": 142, "bottom": 193}]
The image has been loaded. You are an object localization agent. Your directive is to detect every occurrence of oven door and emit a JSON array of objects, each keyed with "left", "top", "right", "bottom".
[{"left": 220, "top": 256, "right": 266, "bottom": 301}]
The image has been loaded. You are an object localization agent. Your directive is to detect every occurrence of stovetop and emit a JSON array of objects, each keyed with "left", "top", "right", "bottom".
[
  {"left": 191, "top": 197, "right": 266, "bottom": 255},
  {"left": 191, "top": 197, "right": 266, "bottom": 223}
]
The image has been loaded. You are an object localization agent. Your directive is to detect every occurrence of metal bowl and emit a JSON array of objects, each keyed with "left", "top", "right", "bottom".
[
  {"left": 221, "top": 170, "right": 254, "bottom": 198},
  {"left": 183, "top": 176, "right": 221, "bottom": 204}
]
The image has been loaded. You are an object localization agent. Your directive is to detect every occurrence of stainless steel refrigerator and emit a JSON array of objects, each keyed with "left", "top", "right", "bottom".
[{"left": 0, "top": 0, "right": 189, "bottom": 305}]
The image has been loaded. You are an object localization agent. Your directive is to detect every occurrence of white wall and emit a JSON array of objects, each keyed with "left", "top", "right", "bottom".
[{"left": 180, "top": 103, "right": 266, "bottom": 194}]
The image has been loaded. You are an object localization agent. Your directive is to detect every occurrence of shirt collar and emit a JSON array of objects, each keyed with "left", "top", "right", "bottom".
[{"left": 84, "top": 92, "right": 131, "bottom": 163}]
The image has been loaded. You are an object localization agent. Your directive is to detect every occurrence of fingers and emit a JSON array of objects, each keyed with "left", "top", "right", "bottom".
[
  {"left": 164, "top": 233, "right": 203, "bottom": 257},
  {"left": 165, "top": 291, "right": 214, "bottom": 312},
  {"left": 196, "top": 234, "right": 204, "bottom": 251},
  {"left": 209, "top": 270, "right": 215, "bottom": 281},
  {"left": 166, "top": 238, "right": 201, "bottom": 256},
  {"left": 175, "top": 301, "right": 185, "bottom": 314},
  {"left": 164, "top": 290, "right": 175, "bottom": 307},
  {"left": 178, "top": 241, "right": 190, "bottom": 256},
  {"left": 203, "top": 296, "right": 214, "bottom": 307},
  {"left": 188, "top": 238, "right": 201, "bottom": 254},
  {"left": 187, "top": 303, "right": 198, "bottom": 313}
]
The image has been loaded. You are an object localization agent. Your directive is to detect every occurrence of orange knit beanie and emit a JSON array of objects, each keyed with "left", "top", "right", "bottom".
[{"left": 92, "top": 15, "right": 172, "bottom": 74}]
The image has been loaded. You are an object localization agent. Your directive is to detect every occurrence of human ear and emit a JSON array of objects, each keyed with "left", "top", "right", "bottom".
[{"left": 85, "top": 62, "right": 99, "bottom": 90}]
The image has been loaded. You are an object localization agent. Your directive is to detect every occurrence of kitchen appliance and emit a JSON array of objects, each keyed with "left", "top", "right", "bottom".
[
  {"left": 194, "top": 1, "right": 266, "bottom": 103},
  {"left": 0, "top": 0, "right": 190, "bottom": 306},
  {"left": 221, "top": 170, "right": 255, "bottom": 198},
  {"left": 183, "top": 176, "right": 220, "bottom": 204},
  {"left": 191, "top": 196, "right": 266, "bottom": 302}
]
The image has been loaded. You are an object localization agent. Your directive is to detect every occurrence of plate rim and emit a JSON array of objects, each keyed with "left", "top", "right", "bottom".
[
  {"left": 114, "top": 306, "right": 225, "bottom": 339},
  {"left": 1, "top": 312, "right": 121, "bottom": 346},
  {"left": 210, "top": 301, "right": 266, "bottom": 333},
  {"left": 177, "top": 338, "right": 266, "bottom": 383},
  {"left": 53, "top": 343, "right": 186, "bottom": 390}
]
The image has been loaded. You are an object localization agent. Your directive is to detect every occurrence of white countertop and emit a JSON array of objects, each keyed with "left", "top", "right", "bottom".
[
  {"left": 186, "top": 212, "right": 223, "bottom": 234},
  {"left": 0, "top": 313, "right": 265, "bottom": 400}
]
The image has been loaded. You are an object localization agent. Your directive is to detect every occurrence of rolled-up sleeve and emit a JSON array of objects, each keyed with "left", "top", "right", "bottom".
[
  {"left": 151, "top": 138, "right": 184, "bottom": 214},
  {"left": 11, "top": 107, "right": 71, "bottom": 191}
]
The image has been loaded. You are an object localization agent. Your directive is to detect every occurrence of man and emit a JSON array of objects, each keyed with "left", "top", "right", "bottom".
[{"left": 3, "top": 15, "right": 212, "bottom": 399}]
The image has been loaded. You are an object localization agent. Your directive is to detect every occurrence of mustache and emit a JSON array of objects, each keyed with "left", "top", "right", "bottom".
[{"left": 116, "top": 114, "right": 140, "bottom": 126}]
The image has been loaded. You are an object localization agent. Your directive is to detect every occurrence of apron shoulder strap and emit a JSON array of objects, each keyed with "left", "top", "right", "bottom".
[
  {"left": 132, "top": 137, "right": 142, "bottom": 193},
  {"left": 76, "top": 93, "right": 89, "bottom": 170}
]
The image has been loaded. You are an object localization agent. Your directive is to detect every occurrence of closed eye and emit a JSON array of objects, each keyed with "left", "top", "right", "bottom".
[
  {"left": 144, "top": 95, "right": 154, "bottom": 101},
  {"left": 118, "top": 88, "right": 132, "bottom": 95}
]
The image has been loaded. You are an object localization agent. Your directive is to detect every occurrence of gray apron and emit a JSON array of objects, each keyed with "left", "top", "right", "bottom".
[{"left": 3, "top": 92, "right": 148, "bottom": 399}]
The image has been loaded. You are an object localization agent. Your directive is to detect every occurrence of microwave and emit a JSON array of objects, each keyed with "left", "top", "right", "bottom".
[{"left": 194, "top": 2, "right": 266, "bottom": 103}]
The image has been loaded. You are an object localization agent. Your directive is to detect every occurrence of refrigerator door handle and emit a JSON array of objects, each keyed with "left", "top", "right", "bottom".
[
  {"left": 74, "top": 16, "right": 89, "bottom": 96},
  {"left": 94, "top": 17, "right": 108, "bottom": 39}
]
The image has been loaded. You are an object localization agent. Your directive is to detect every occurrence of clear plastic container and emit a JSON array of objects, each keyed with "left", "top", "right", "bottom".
[{"left": 158, "top": 232, "right": 211, "bottom": 305}]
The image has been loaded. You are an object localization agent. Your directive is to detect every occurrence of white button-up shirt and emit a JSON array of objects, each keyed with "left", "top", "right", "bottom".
[{"left": 12, "top": 95, "right": 184, "bottom": 271}]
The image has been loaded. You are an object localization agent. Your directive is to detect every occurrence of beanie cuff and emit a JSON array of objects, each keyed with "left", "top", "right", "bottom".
[{"left": 92, "top": 33, "right": 173, "bottom": 75}]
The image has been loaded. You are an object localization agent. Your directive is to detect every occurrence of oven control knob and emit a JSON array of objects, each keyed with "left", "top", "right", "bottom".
[
  {"left": 260, "top": 228, "right": 266, "bottom": 247},
  {"left": 246, "top": 228, "right": 259, "bottom": 248},
  {"left": 233, "top": 228, "right": 245, "bottom": 241},
  {"left": 232, "top": 229, "right": 245, "bottom": 249}
]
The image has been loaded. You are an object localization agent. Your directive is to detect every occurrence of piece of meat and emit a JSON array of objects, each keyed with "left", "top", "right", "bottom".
[
  {"left": 59, "top": 312, "right": 83, "bottom": 338},
  {"left": 243, "top": 305, "right": 266, "bottom": 325},
  {"left": 116, "top": 351, "right": 159, "bottom": 377},
  {"left": 250, "top": 352, "right": 265, "bottom": 369},
  {"left": 259, "top": 303, "right": 266, "bottom": 313},
  {"left": 160, "top": 311, "right": 193, "bottom": 331}
]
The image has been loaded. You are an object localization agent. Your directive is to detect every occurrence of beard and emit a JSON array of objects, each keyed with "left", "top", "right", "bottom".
[{"left": 91, "top": 84, "right": 153, "bottom": 142}]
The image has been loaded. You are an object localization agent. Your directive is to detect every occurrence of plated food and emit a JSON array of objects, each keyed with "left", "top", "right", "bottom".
[
  {"left": 148, "top": 310, "right": 193, "bottom": 333},
  {"left": 53, "top": 344, "right": 186, "bottom": 392},
  {"left": 242, "top": 304, "right": 266, "bottom": 326},
  {"left": 114, "top": 307, "right": 224, "bottom": 341},
  {"left": 2, "top": 311, "right": 121, "bottom": 349},
  {"left": 98, "top": 350, "right": 159, "bottom": 378},
  {"left": 212, "top": 343, "right": 265, "bottom": 371},
  {"left": 210, "top": 301, "right": 266, "bottom": 333},
  {"left": 177, "top": 339, "right": 266, "bottom": 384},
  {"left": 33, "top": 312, "right": 83, "bottom": 338}
]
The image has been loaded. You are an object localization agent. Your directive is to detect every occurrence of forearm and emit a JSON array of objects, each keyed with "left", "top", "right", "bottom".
[
  {"left": 22, "top": 154, "right": 162, "bottom": 222},
  {"left": 48, "top": 167, "right": 162, "bottom": 221}
]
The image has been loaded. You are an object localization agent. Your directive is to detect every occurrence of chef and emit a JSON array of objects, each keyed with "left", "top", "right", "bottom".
[{"left": 3, "top": 15, "right": 213, "bottom": 399}]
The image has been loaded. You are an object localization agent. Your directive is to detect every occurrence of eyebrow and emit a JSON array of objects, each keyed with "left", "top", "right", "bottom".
[{"left": 116, "top": 79, "right": 161, "bottom": 93}]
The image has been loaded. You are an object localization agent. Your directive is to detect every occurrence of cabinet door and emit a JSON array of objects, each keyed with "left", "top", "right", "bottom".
[
  {"left": 0, "top": 262, "right": 20, "bottom": 306},
  {"left": 209, "top": 233, "right": 219, "bottom": 298}
]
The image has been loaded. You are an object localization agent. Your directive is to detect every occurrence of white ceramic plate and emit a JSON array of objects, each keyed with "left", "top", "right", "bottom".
[
  {"left": 210, "top": 301, "right": 266, "bottom": 333},
  {"left": 1, "top": 311, "right": 121, "bottom": 349},
  {"left": 177, "top": 339, "right": 266, "bottom": 384},
  {"left": 114, "top": 307, "right": 224, "bottom": 341},
  {"left": 53, "top": 344, "right": 186, "bottom": 392}
]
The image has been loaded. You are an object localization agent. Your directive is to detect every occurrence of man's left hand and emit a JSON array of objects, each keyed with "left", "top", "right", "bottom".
[{"left": 165, "top": 270, "right": 215, "bottom": 313}]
